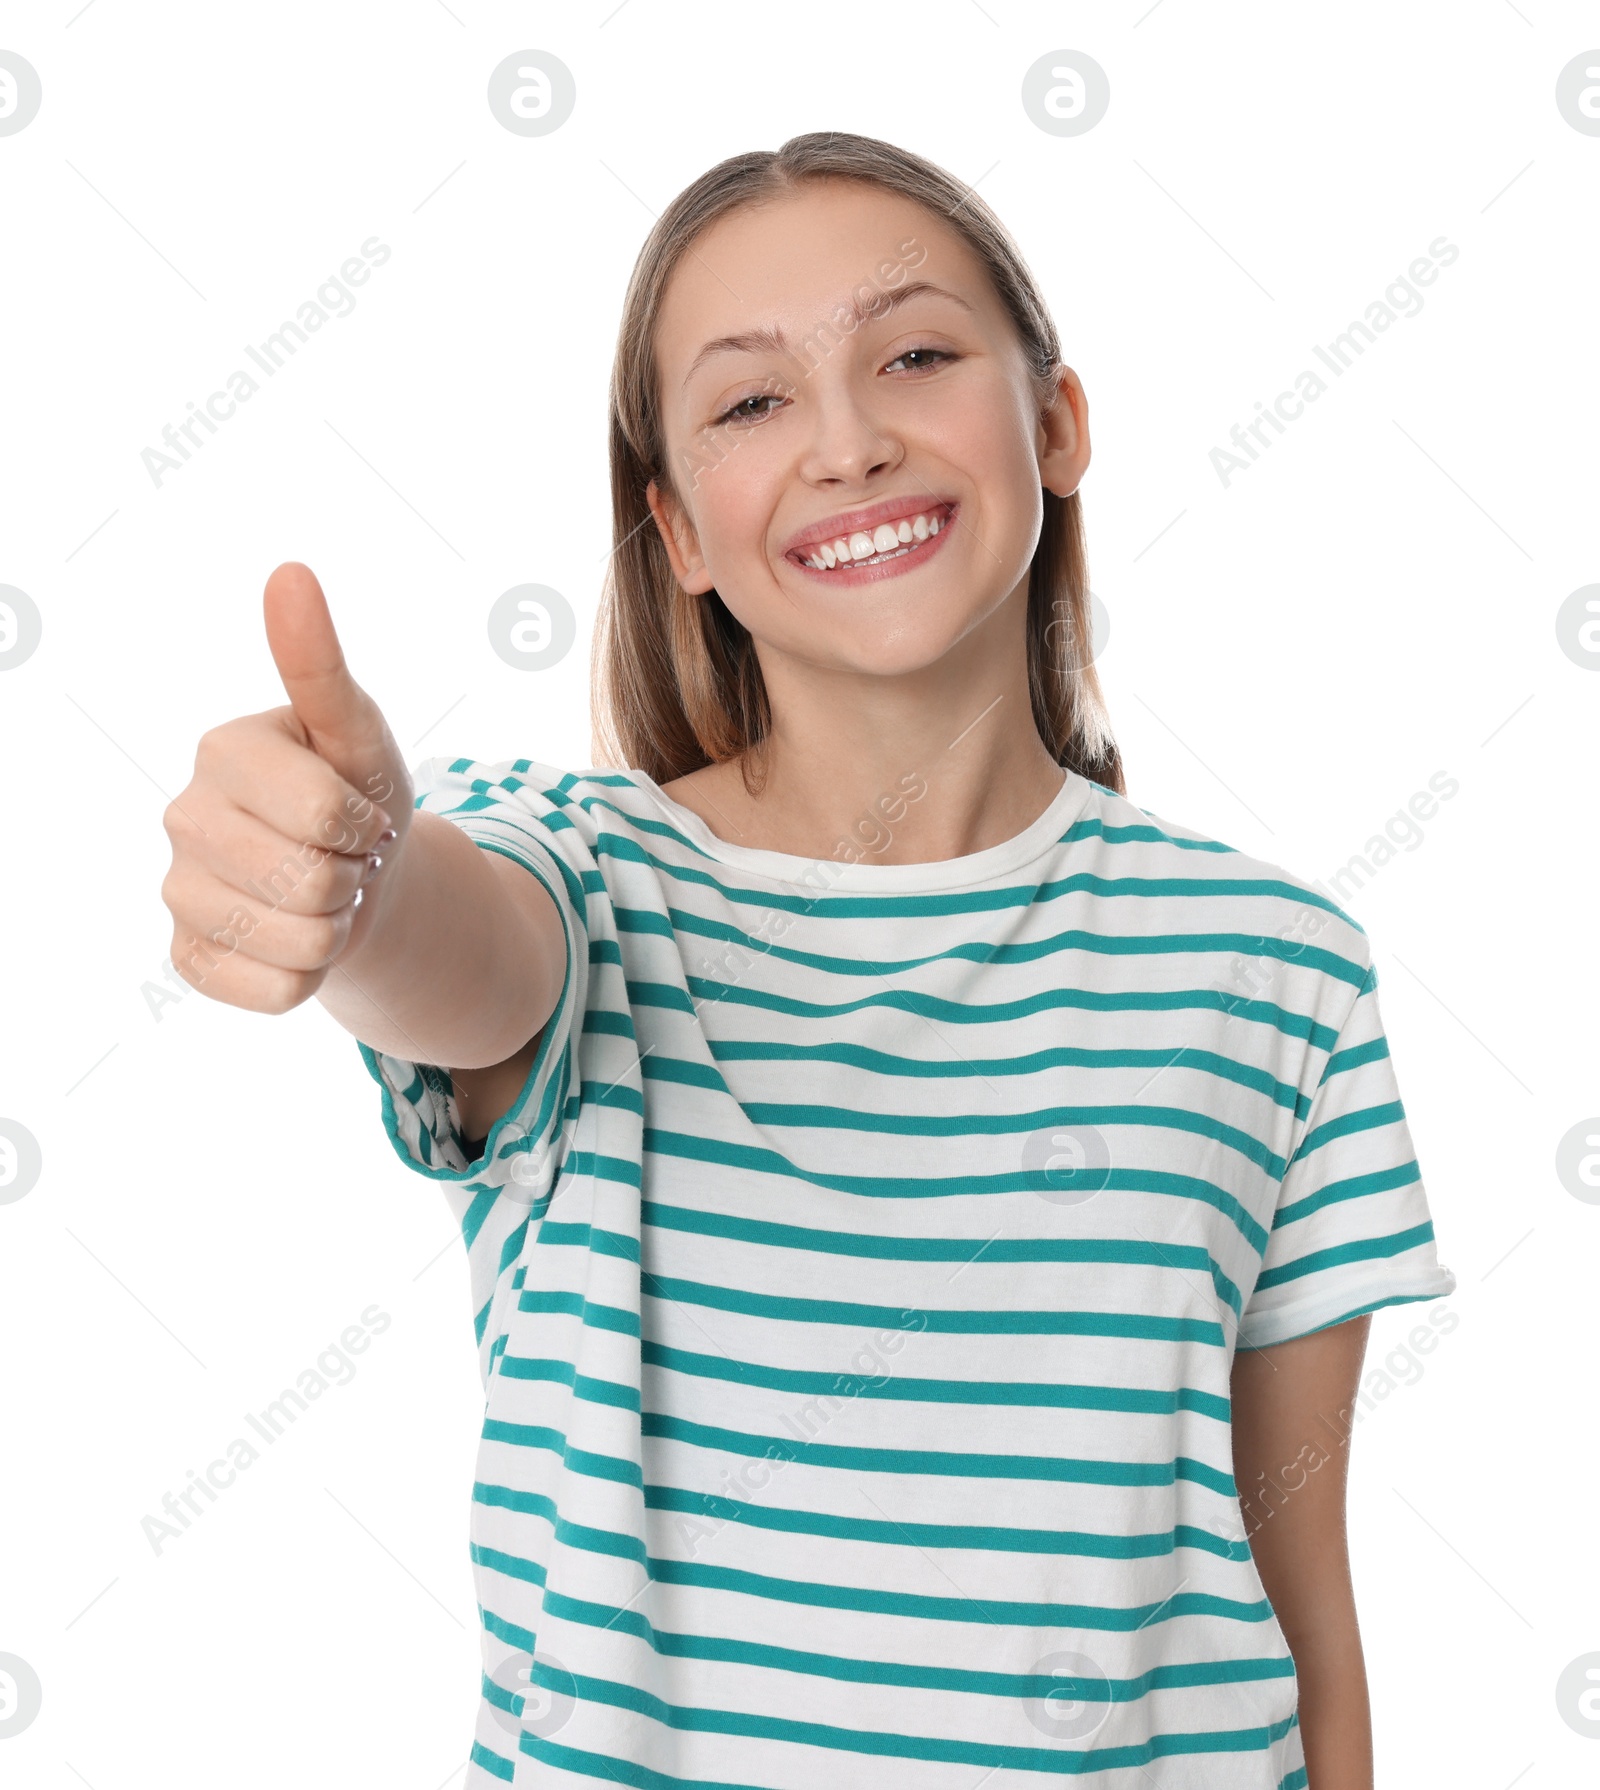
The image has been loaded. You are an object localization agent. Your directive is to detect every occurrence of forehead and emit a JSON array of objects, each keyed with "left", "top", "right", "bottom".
[{"left": 654, "top": 180, "right": 990, "bottom": 381}]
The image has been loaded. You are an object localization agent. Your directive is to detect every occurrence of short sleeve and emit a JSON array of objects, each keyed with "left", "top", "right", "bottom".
[
  {"left": 1237, "top": 958, "right": 1457, "bottom": 1351},
  {"left": 356, "top": 756, "right": 595, "bottom": 1372}
]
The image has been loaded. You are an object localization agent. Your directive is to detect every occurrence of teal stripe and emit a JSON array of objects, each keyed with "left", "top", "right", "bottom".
[
  {"left": 568, "top": 1077, "right": 644, "bottom": 1117},
  {"left": 1276, "top": 1158, "right": 1421, "bottom": 1228},
  {"left": 608, "top": 772, "right": 1259, "bottom": 870},
  {"left": 1322, "top": 1030, "right": 1390, "bottom": 1082},
  {"left": 726, "top": 1094, "right": 1285, "bottom": 1176},
  {"left": 534, "top": 1583, "right": 1293, "bottom": 1700},
  {"left": 478, "top": 1402, "right": 1238, "bottom": 1497},
  {"left": 632, "top": 1270, "right": 1230, "bottom": 1346},
  {"left": 639, "top": 1045, "right": 1289, "bottom": 1174},
  {"left": 474, "top": 1475, "right": 1251, "bottom": 1566},
  {"left": 513, "top": 1661, "right": 1298, "bottom": 1777},
  {"left": 636, "top": 1335, "right": 1234, "bottom": 1423},
  {"left": 480, "top": 1600, "right": 536, "bottom": 1652},
  {"left": 516, "top": 1288, "right": 641, "bottom": 1336},
  {"left": 625, "top": 1548, "right": 1269, "bottom": 1630},
  {"left": 631, "top": 893, "right": 1367, "bottom": 980},
  {"left": 555, "top": 1147, "right": 643, "bottom": 1190},
  {"left": 531, "top": 1206, "right": 1249, "bottom": 1329},
  {"left": 1254, "top": 1220, "right": 1439, "bottom": 1292},
  {"left": 643, "top": 1481, "right": 1250, "bottom": 1562},
  {"left": 547, "top": 1219, "right": 640, "bottom": 1266},
  {"left": 584, "top": 1002, "right": 637, "bottom": 1038},
  {"left": 1293, "top": 1098, "right": 1407, "bottom": 1161},
  {"left": 467, "top": 1737, "right": 516, "bottom": 1782},
  {"left": 599, "top": 816, "right": 1357, "bottom": 937},
  {"left": 636, "top": 972, "right": 1345, "bottom": 1051},
  {"left": 642, "top": 1127, "right": 1269, "bottom": 1248},
  {"left": 704, "top": 1033, "right": 1307, "bottom": 1113},
  {"left": 632, "top": 1199, "right": 1247, "bottom": 1319},
  {"left": 640, "top": 1410, "right": 1238, "bottom": 1497},
  {"left": 496, "top": 1352, "right": 643, "bottom": 1412},
  {"left": 471, "top": 1540, "right": 546, "bottom": 1587},
  {"left": 476, "top": 1484, "right": 648, "bottom": 1567},
  {"left": 515, "top": 1733, "right": 777, "bottom": 1790},
  {"left": 481, "top": 1418, "right": 644, "bottom": 1489}
]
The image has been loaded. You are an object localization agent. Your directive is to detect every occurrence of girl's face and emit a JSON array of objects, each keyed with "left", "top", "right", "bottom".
[{"left": 646, "top": 179, "right": 1089, "bottom": 681}]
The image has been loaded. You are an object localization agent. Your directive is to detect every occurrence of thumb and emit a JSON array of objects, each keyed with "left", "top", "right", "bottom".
[{"left": 263, "top": 561, "right": 377, "bottom": 751}]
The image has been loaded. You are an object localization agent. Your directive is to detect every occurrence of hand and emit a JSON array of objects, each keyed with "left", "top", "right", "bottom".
[{"left": 159, "top": 562, "right": 414, "bottom": 1013}]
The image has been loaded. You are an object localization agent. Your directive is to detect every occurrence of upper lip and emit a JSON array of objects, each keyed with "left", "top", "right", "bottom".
[{"left": 780, "top": 494, "right": 957, "bottom": 560}]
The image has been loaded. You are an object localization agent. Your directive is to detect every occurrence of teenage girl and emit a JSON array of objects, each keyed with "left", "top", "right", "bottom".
[{"left": 161, "top": 131, "right": 1454, "bottom": 1789}]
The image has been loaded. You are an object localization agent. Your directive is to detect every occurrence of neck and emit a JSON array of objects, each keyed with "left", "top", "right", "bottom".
[{"left": 665, "top": 593, "right": 1066, "bottom": 866}]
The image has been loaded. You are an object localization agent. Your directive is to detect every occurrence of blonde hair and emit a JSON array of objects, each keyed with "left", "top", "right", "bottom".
[{"left": 591, "top": 130, "right": 1125, "bottom": 798}]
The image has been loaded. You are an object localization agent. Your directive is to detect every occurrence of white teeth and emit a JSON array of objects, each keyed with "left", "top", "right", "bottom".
[{"left": 796, "top": 507, "right": 951, "bottom": 570}]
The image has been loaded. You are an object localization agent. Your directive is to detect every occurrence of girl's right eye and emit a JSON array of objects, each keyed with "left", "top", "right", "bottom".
[{"left": 715, "top": 392, "right": 785, "bottom": 427}]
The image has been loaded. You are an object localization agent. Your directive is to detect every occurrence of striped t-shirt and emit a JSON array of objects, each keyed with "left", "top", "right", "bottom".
[{"left": 359, "top": 755, "right": 1455, "bottom": 1788}]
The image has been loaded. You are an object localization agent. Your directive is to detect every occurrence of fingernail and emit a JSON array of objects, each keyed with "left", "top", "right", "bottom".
[
  {"left": 362, "top": 852, "right": 383, "bottom": 883},
  {"left": 375, "top": 827, "right": 398, "bottom": 846},
  {"left": 352, "top": 886, "right": 365, "bottom": 910}
]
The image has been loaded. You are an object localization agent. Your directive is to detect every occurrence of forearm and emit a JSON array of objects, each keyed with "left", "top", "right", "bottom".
[
  {"left": 1278, "top": 1582, "right": 1374, "bottom": 1788},
  {"left": 1232, "top": 1317, "right": 1379, "bottom": 1790},
  {"left": 314, "top": 809, "right": 552, "bottom": 1069}
]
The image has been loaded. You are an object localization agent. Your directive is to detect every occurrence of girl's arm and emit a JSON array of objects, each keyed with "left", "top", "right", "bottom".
[
  {"left": 1230, "top": 1315, "right": 1375, "bottom": 1790},
  {"left": 161, "top": 562, "right": 565, "bottom": 1111},
  {"left": 316, "top": 806, "right": 566, "bottom": 1099}
]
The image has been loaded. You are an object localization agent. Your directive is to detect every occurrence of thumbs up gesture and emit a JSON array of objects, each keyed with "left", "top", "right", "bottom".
[{"left": 160, "top": 563, "right": 414, "bottom": 1013}]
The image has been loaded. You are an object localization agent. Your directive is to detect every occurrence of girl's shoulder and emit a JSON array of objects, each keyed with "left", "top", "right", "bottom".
[
  {"left": 411, "top": 754, "right": 650, "bottom": 828},
  {"left": 409, "top": 753, "right": 695, "bottom": 879},
  {"left": 1076, "top": 775, "right": 1374, "bottom": 973}
]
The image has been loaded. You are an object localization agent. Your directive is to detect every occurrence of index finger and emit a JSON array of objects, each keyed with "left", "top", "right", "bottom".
[{"left": 202, "top": 710, "right": 397, "bottom": 858}]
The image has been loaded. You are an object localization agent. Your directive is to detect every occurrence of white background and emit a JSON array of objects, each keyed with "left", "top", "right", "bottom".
[{"left": 1, "top": 2, "right": 1594, "bottom": 1784}]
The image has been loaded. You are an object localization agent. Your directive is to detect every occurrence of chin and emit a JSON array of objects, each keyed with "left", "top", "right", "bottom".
[{"left": 819, "top": 617, "right": 978, "bottom": 679}]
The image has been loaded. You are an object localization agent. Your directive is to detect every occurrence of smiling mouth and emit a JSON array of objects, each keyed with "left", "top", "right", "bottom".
[{"left": 786, "top": 501, "right": 958, "bottom": 573}]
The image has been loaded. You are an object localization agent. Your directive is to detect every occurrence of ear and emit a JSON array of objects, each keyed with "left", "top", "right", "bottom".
[
  {"left": 646, "top": 478, "right": 716, "bottom": 595},
  {"left": 1036, "top": 365, "right": 1090, "bottom": 500}
]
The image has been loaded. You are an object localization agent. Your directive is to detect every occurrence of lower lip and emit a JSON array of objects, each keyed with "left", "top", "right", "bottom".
[{"left": 785, "top": 505, "right": 959, "bottom": 588}]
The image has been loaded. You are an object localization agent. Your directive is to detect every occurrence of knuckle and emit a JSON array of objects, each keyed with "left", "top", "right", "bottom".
[
  {"left": 309, "top": 795, "right": 364, "bottom": 855},
  {"left": 251, "top": 840, "right": 323, "bottom": 910},
  {"left": 295, "top": 854, "right": 343, "bottom": 909},
  {"left": 293, "top": 774, "right": 340, "bottom": 848},
  {"left": 165, "top": 940, "right": 201, "bottom": 991},
  {"left": 265, "top": 965, "right": 322, "bottom": 1013},
  {"left": 301, "top": 913, "right": 344, "bottom": 963},
  {"left": 193, "top": 724, "right": 228, "bottom": 773},
  {"left": 167, "top": 935, "right": 228, "bottom": 1003}
]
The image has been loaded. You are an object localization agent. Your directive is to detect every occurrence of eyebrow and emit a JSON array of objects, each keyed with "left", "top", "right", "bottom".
[{"left": 680, "top": 280, "right": 976, "bottom": 389}]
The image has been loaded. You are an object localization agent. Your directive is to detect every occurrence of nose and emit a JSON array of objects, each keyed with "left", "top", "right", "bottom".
[{"left": 795, "top": 377, "right": 906, "bottom": 488}]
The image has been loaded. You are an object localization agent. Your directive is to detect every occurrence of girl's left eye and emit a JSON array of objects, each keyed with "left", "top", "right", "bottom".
[{"left": 884, "top": 345, "right": 954, "bottom": 374}]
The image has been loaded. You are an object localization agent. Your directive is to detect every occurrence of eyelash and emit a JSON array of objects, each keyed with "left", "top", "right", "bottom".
[{"left": 713, "top": 345, "right": 957, "bottom": 428}]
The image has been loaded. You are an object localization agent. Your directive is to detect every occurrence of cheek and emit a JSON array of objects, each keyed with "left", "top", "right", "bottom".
[
  {"left": 918, "top": 370, "right": 1037, "bottom": 481},
  {"left": 692, "top": 445, "right": 787, "bottom": 569}
]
